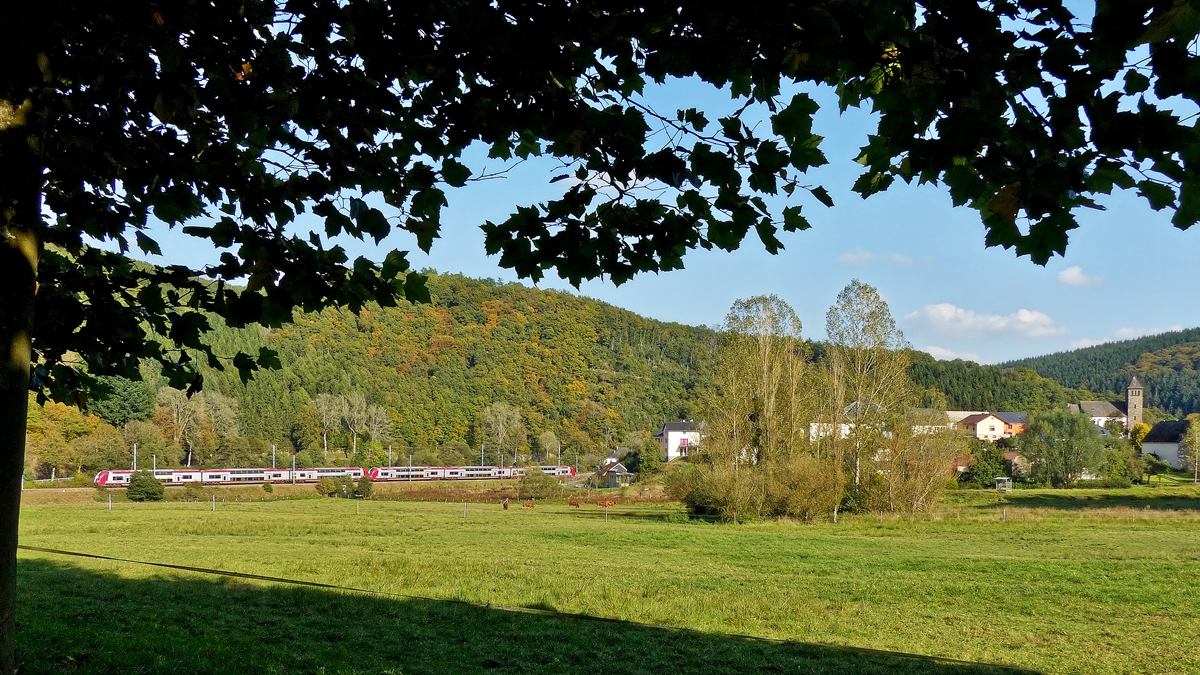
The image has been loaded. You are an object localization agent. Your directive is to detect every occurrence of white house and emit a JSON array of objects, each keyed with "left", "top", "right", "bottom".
[
  {"left": 1143, "top": 420, "right": 1190, "bottom": 470},
  {"left": 655, "top": 421, "right": 703, "bottom": 461},
  {"left": 1068, "top": 401, "right": 1127, "bottom": 429},
  {"left": 957, "top": 413, "right": 1009, "bottom": 440}
]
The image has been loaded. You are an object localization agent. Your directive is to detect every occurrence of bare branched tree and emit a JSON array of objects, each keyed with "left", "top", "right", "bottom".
[{"left": 312, "top": 394, "right": 343, "bottom": 459}]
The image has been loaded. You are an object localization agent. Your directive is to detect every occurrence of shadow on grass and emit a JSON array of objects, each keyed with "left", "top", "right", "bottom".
[
  {"left": 992, "top": 490, "right": 1200, "bottom": 511},
  {"left": 17, "top": 558, "right": 1033, "bottom": 675}
]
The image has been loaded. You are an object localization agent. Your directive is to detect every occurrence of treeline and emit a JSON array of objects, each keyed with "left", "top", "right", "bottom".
[
  {"left": 907, "top": 352, "right": 1097, "bottom": 413},
  {"left": 1001, "top": 329, "right": 1200, "bottom": 416},
  {"left": 26, "top": 272, "right": 719, "bottom": 478}
]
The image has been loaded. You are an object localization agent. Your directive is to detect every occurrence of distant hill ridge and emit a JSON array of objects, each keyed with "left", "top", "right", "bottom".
[{"left": 1000, "top": 328, "right": 1200, "bottom": 417}]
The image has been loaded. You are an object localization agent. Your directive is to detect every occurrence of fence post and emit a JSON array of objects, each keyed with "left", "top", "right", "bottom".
[
  {"left": 212, "top": 495, "right": 216, "bottom": 512},
  {"left": 108, "top": 493, "right": 112, "bottom": 511}
]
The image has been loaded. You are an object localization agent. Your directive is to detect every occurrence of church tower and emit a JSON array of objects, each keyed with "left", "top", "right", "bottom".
[{"left": 1126, "top": 376, "right": 1144, "bottom": 430}]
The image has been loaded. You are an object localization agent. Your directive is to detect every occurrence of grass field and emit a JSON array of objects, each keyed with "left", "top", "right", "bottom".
[{"left": 15, "top": 486, "right": 1200, "bottom": 674}]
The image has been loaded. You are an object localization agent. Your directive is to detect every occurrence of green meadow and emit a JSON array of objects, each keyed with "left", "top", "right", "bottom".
[{"left": 15, "top": 487, "right": 1200, "bottom": 674}]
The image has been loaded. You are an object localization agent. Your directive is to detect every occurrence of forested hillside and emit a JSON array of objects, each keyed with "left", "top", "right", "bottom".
[
  {"left": 1001, "top": 329, "right": 1200, "bottom": 416},
  {"left": 199, "top": 272, "right": 719, "bottom": 456},
  {"left": 908, "top": 352, "right": 1095, "bottom": 413}
]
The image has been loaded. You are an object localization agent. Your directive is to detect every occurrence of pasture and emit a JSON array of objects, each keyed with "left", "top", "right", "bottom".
[{"left": 15, "top": 487, "right": 1200, "bottom": 674}]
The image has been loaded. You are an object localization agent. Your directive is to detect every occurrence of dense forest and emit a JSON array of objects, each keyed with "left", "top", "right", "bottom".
[
  {"left": 1001, "top": 329, "right": 1200, "bottom": 416},
  {"left": 907, "top": 352, "right": 1095, "bottom": 413},
  {"left": 27, "top": 271, "right": 1186, "bottom": 479}
]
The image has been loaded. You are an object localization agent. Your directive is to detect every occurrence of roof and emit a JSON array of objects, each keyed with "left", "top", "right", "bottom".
[
  {"left": 945, "top": 411, "right": 986, "bottom": 423},
  {"left": 994, "top": 412, "right": 1029, "bottom": 425},
  {"left": 1076, "top": 400, "right": 1126, "bottom": 418},
  {"left": 1003, "top": 450, "right": 1026, "bottom": 461},
  {"left": 597, "top": 462, "right": 631, "bottom": 476},
  {"left": 656, "top": 421, "right": 699, "bottom": 435},
  {"left": 844, "top": 400, "right": 885, "bottom": 418},
  {"left": 1144, "top": 420, "right": 1190, "bottom": 444},
  {"left": 1128, "top": 376, "right": 1144, "bottom": 389},
  {"left": 959, "top": 413, "right": 1003, "bottom": 426}
]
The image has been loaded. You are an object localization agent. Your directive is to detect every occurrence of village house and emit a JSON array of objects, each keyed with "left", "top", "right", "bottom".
[
  {"left": 955, "top": 411, "right": 1030, "bottom": 440},
  {"left": 957, "top": 413, "right": 1009, "bottom": 441},
  {"left": 596, "top": 461, "right": 634, "bottom": 488},
  {"left": 655, "top": 421, "right": 703, "bottom": 461},
  {"left": 1142, "top": 419, "right": 1191, "bottom": 470}
]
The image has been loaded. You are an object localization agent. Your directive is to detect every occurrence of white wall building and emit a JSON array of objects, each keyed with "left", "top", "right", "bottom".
[
  {"left": 655, "top": 421, "right": 703, "bottom": 461},
  {"left": 1143, "top": 420, "right": 1190, "bottom": 470}
]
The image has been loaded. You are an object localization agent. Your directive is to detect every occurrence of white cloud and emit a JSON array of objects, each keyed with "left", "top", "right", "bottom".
[
  {"left": 906, "top": 303, "right": 1065, "bottom": 338},
  {"left": 1057, "top": 266, "right": 1102, "bottom": 286},
  {"left": 836, "top": 249, "right": 914, "bottom": 265},
  {"left": 1070, "top": 338, "right": 1107, "bottom": 349},
  {"left": 924, "top": 346, "right": 984, "bottom": 363},
  {"left": 1115, "top": 325, "right": 1183, "bottom": 340}
]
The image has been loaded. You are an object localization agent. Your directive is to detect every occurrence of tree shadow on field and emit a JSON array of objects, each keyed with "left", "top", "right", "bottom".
[
  {"left": 989, "top": 490, "right": 1200, "bottom": 512},
  {"left": 16, "top": 559, "right": 1035, "bottom": 675}
]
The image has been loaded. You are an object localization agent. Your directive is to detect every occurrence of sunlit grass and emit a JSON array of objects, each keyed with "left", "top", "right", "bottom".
[{"left": 16, "top": 488, "right": 1200, "bottom": 674}]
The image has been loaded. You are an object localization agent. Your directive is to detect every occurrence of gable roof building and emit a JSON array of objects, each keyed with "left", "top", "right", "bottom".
[
  {"left": 596, "top": 461, "right": 634, "bottom": 487},
  {"left": 1069, "top": 400, "right": 1128, "bottom": 429},
  {"left": 655, "top": 421, "right": 703, "bottom": 461},
  {"left": 1142, "top": 420, "right": 1191, "bottom": 470},
  {"left": 958, "top": 413, "right": 1008, "bottom": 441}
]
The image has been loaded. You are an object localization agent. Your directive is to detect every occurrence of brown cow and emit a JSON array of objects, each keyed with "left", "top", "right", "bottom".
[
  {"left": 596, "top": 500, "right": 616, "bottom": 508},
  {"left": 522, "top": 501, "right": 534, "bottom": 509},
  {"left": 568, "top": 500, "right": 580, "bottom": 508}
]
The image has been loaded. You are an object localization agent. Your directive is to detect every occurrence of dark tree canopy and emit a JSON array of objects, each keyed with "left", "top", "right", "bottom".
[{"left": 3, "top": 0, "right": 1199, "bottom": 403}]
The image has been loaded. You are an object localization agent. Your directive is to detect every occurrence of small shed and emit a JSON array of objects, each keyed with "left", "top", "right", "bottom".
[{"left": 995, "top": 476, "right": 1013, "bottom": 492}]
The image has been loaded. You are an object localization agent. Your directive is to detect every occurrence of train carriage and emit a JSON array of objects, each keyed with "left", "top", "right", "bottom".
[{"left": 97, "top": 464, "right": 569, "bottom": 487}]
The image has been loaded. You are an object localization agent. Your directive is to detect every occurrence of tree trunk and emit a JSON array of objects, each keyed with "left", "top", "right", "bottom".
[{"left": 0, "top": 109, "right": 42, "bottom": 675}]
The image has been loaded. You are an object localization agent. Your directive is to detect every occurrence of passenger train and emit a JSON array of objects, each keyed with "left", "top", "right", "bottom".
[{"left": 93, "top": 465, "right": 574, "bottom": 487}]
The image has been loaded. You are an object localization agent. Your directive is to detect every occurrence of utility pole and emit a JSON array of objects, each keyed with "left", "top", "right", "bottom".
[
  {"left": 480, "top": 441, "right": 485, "bottom": 467},
  {"left": 291, "top": 454, "right": 296, "bottom": 484},
  {"left": 557, "top": 440, "right": 561, "bottom": 466},
  {"left": 388, "top": 444, "right": 392, "bottom": 466},
  {"left": 271, "top": 444, "right": 276, "bottom": 469},
  {"left": 132, "top": 443, "right": 137, "bottom": 471},
  {"left": 152, "top": 454, "right": 156, "bottom": 471},
  {"left": 408, "top": 454, "right": 412, "bottom": 481}
]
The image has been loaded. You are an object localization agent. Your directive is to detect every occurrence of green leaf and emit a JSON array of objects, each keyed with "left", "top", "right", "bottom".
[
  {"left": 441, "top": 158, "right": 472, "bottom": 187},
  {"left": 1137, "top": 180, "right": 1176, "bottom": 210},
  {"left": 381, "top": 249, "right": 411, "bottom": 279},
  {"left": 1173, "top": 180, "right": 1200, "bottom": 229},
  {"left": 782, "top": 205, "right": 810, "bottom": 232},
  {"left": 135, "top": 231, "right": 161, "bottom": 256},
  {"left": 1123, "top": 70, "right": 1151, "bottom": 95},
  {"left": 403, "top": 272, "right": 431, "bottom": 304},
  {"left": 256, "top": 347, "right": 283, "bottom": 371},
  {"left": 232, "top": 352, "right": 258, "bottom": 384},
  {"left": 809, "top": 186, "right": 834, "bottom": 208}
]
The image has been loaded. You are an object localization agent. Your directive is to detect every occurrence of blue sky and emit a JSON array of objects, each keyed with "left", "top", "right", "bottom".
[{"left": 136, "top": 77, "right": 1200, "bottom": 365}]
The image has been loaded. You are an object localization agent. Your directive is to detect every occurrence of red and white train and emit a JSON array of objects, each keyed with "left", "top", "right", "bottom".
[
  {"left": 93, "top": 465, "right": 574, "bottom": 487},
  {"left": 367, "top": 465, "right": 575, "bottom": 481},
  {"left": 93, "top": 467, "right": 364, "bottom": 488}
]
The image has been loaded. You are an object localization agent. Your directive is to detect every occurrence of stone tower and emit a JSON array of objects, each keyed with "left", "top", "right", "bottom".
[{"left": 1126, "top": 376, "right": 1144, "bottom": 430}]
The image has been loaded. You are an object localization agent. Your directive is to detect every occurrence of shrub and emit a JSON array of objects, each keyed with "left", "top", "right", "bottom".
[
  {"left": 262, "top": 481, "right": 273, "bottom": 493},
  {"left": 517, "top": 468, "right": 558, "bottom": 499},
  {"left": 126, "top": 471, "right": 164, "bottom": 502},
  {"left": 353, "top": 474, "right": 372, "bottom": 499},
  {"left": 315, "top": 477, "right": 339, "bottom": 497},
  {"left": 180, "top": 482, "right": 208, "bottom": 502}
]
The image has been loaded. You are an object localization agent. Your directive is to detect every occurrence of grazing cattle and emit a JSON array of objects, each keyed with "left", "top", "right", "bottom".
[
  {"left": 522, "top": 501, "right": 535, "bottom": 509},
  {"left": 596, "top": 500, "right": 616, "bottom": 508},
  {"left": 568, "top": 500, "right": 580, "bottom": 508},
  {"left": 502, "top": 498, "right": 509, "bottom": 510}
]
